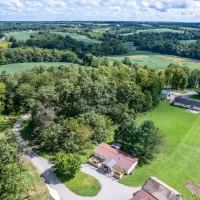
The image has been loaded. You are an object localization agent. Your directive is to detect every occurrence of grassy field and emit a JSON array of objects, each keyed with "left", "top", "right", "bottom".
[
  {"left": 119, "top": 101, "right": 200, "bottom": 200},
  {"left": 120, "top": 29, "right": 183, "bottom": 35},
  {"left": 180, "top": 40, "right": 197, "bottom": 44},
  {"left": 63, "top": 171, "right": 101, "bottom": 196},
  {"left": 0, "top": 41, "right": 12, "bottom": 48},
  {"left": 0, "top": 62, "right": 82, "bottom": 73},
  {"left": 5, "top": 31, "right": 38, "bottom": 41},
  {"left": 109, "top": 42, "right": 200, "bottom": 69},
  {"left": 54, "top": 32, "right": 101, "bottom": 44}
]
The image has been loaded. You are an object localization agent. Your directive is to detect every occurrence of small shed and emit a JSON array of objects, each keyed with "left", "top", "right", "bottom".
[{"left": 161, "top": 90, "right": 172, "bottom": 100}]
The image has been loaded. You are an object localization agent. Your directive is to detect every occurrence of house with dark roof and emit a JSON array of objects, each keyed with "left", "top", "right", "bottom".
[
  {"left": 88, "top": 143, "right": 138, "bottom": 179},
  {"left": 131, "top": 177, "right": 182, "bottom": 200},
  {"left": 173, "top": 96, "right": 200, "bottom": 111}
]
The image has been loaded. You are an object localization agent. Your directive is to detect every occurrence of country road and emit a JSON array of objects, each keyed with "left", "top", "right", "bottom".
[{"left": 13, "top": 115, "right": 140, "bottom": 200}]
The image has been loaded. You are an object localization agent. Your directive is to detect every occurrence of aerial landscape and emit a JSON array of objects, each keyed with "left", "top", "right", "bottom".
[{"left": 1, "top": 1, "right": 200, "bottom": 200}]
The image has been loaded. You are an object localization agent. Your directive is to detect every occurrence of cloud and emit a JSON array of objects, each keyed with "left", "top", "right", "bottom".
[
  {"left": 45, "top": 0, "right": 67, "bottom": 7},
  {"left": 108, "top": 6, "right": 122, "bottom": 12}
]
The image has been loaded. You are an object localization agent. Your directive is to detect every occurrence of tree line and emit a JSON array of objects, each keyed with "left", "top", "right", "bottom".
[{"left": 120, "top": 31, "right": 200, "bottom": 60}]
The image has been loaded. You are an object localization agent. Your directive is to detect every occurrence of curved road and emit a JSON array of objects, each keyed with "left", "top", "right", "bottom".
[{"left": 14, "top": 115, "right": 140, "bottom": 200}]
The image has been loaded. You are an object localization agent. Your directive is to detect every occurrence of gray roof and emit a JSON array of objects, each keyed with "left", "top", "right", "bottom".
[
  {"left": 161, "top": 90, "right": 172, "bottom": 95},
  {"left": 102, "top": 158, "right": 116, "bottom": 168},
  {"left": 111, "top": 143, "right": 122, "bottom": 150},
  {"left": 174, "top": 96, "right": 200, "bottom": 108}
]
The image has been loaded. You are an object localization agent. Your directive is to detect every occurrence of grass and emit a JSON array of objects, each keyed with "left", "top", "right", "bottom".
[
  {"left": 119, "top": 101, "right": 200, "bottom": 200},
  {"left": 21, "top": 156, "right": 53, "bottom": 200},
  {"left": 120, "top": 29, "right": 183, "bottom": 35},
  {"left": 190, "top": 94, "right": 200, "bottom": 102},
  {"left": 109, "top": 42, "right": 200, "bottom": 69},
  {"left": 0, "top": 41, "right": 12, "bottom": 48},
  {"left": 5, "top": 31, "right": 38, "bottom": 41},
  {"left": 53, "top": 32, "right": 101, "bottom": 44},
  {"left": 0, "top": 62, "right": 82, "bottom": 73},
  {"left": 61, "top": 171, "right": 101, "bottom": 197},
  {"left": 180, "top": 40, "right": 197, "bottom": 44}
]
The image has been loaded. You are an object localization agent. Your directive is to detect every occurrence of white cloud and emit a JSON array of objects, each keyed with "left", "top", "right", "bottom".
[{"left": 108, "top": 6, "right": 121, "bottom": 12}]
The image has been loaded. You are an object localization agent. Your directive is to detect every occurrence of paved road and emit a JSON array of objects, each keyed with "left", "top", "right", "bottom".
[{"left": 13, "top": 115, "right": 140, "bottom": 200}]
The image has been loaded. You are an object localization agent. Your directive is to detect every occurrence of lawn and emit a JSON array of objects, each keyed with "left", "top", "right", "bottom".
[
  {"left": 63, "top": 171, "right": 101, "bottom": 197},
  {"left": 190, "top": 94, "right": 200, "bottom": 102},
  {"left": 0, "top": 62, "right": 82, "bottom": 73},
  {"left": 109, "top": 42, "right": 200, "bottom": 69},
  {"left": 180, "top": 40, "right": 197, "bottom": 44},
  {"left": 119, "top": 101, "right": 200, "bottom": 200},
  {"left": 5, "top": 31, "right": 38, "bottom": 41}
]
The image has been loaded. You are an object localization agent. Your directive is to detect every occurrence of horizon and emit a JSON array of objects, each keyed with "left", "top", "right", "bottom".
[{"left": 0, "top": 0, "right": 200, "bottom": 22}]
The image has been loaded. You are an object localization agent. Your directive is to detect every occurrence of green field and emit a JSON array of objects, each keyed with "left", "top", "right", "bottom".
[
  {"left": 54, "top": 32, "right": 101, "bottom": 44},
  {"left": 5, "top": 31, "right": 38, "bottom": 41},
  {"left": 120, "top": 28, "right": 183, "bottom": 35},
  {"left": 0, "top": 62, "right": 82, "bottom": 73},
  {"left": 0, "top": 41, "right": 12, "bottom": 48},
  {"left": 109, "top": 42, "right": 200, "bottom": 69},
  {"left": 180, "top": 40, "right": 197, "bottom": 44},
  {"left": 119, "top": 101, "right": 200, "bottom": 200},
  {"left": 64, "top": 171, "right": 101, "bottom": 196}
]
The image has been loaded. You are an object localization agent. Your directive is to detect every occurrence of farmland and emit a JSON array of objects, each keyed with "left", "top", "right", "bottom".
[
  {"left": 0, "top": 62, "right": 82, "bottom": 73},
  {"left": 5, "top": 31, "right": 38, "bottom": 41},
  {"left": 109, "top": 42, "right": 200, "bottom": 69},
  {"left": 119, "top": 101, "right": 200, "bottom": 200},
  {"left": 53, "top": 32, "right": 101, "bottom": 44},
  {"left": 120, "top": 28, "right": 184, "bottom": 35}
]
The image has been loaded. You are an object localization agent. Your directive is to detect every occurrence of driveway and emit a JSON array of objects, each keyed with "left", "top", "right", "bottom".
[{"left": 13, "top": 115, "right": 140, "bottom": 200}]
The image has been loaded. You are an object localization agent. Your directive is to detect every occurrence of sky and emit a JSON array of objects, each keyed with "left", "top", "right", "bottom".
[{"left": 0, "top": 0, "right": 200, "bottom": 22}]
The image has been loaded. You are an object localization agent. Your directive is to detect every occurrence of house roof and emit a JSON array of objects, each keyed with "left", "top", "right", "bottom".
[
  {"left": 161, "top": 90, "right": 171, "bottom": 95},
  {"left": 94, "top": 143, "right": 138, "bottom": 170},
  {"left": 174, "top": 96, "right": 200, "bottom": 108},
  {"left": 132, "top": 177, "right": 181, "bottom": 200},
  {"left": 131, "top": 189, "right": 156, "bottom": 200}
]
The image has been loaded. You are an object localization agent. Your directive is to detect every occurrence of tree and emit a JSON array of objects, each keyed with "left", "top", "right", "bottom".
[
  {"left": 9, "top": 36, "right": 17, "bottom": 42},
  {"left": 53, "top": 152, "right": 81, "bottom": 179},
  {"left": 117, "top": 120, "right": 162, "bottom": 164},
  {"left": 0, "top": 82, "right": 5, "bottom": 112},
  {"left": 0, "top": 32, "right": 5, "bottom": 38},
  {"left": 123, "top": 57, "right": 132, "bottom": 65}
]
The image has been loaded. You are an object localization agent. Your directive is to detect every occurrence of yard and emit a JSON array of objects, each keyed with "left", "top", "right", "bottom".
[
  {"left": 119, "top": 101, "right": 200, "bottom": 200},
  {"left": 0, "top": 62, "right": 82, "bottom": 73},
  {"left": 62, "top": 171, "right": 101, "bottom": 196}
]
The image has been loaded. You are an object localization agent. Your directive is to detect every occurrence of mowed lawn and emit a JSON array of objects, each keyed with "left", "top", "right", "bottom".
[
  {"left": 0, "top": 62, "right": 82, "bottom": 73},
  {"left": 64, "top": 171, "right": 101, "bottom": 196},
  {"left": 5, "top": 31, "right": 38, "bottom": 41},
  {"left": 109, "top": 42, "right": 200, "bottom": 69},
  {"left": 119, "top": 101, "right": 200, "bottom": 200}
]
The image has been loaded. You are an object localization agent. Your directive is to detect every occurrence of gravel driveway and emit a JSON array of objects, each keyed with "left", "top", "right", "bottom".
[{"left": 14, "top": 115, "right": 140, "bottom": 200}]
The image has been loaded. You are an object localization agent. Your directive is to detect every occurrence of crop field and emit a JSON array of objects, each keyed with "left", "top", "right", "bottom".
[
  {"left": 0, "top": 62, "right": 82, "bottom": 73},
  {"left": 54, "top": 32, "right": 101, "bottom": 44},
  {"left": 109, "top": 42, "right": 200, "bottom": 69},
  {"left": 5, "top": 31, "right": 38, "bottom": 41},
  {"left": 119, "top": 101, "right": 200, "bottom": 200}
]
